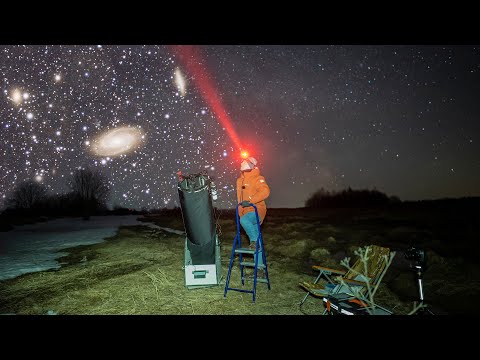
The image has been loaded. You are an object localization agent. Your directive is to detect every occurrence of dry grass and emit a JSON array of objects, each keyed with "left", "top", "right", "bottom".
[
  {"left": 0, "top": 225, "right": 320, "bottom": 315},
  {"left": 1, "top": 207, "right": 479, "bottom": 315}
]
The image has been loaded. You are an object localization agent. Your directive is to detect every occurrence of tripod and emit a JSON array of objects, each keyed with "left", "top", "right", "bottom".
[{"left": 412, "top": 264, "right": 435, "bottom": 315}]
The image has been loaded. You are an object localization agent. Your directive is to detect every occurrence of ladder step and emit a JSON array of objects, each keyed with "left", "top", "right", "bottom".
[
  {"left": 235, "top": 248, "right": 256, "bottom": 254},
  {"left": 242, "top": 276, "right": 269, "bottom": 283},
  {"left": 224, "top": 212, "right": 271, "bottom": 303},
  {"left": 240, "top": 261, "right": 266, "bottom": 269}
]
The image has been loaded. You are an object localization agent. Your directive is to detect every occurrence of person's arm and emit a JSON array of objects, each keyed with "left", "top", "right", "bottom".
[
  {"left": 248, "top": 176, "right": 270, "bottom": 204},
  {"left": 236, "top": 178, "right": 242, "bottom": 204}
]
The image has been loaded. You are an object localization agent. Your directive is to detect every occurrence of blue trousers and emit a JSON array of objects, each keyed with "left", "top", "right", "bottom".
[{"left": 240, "top": 212, "right": 264, "bottom": 267}]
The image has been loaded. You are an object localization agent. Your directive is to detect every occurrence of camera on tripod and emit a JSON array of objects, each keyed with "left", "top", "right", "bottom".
[
  {"left": 404, "top": 242, "right": 434, "bottom": 315},
  {"left": 405, "top": 244, "right": 427, "bottom": 270}
]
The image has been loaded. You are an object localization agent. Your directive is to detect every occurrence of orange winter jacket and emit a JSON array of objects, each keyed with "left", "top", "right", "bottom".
[{"left": 236, "top": 167, "right": 270, "bottom": 223}]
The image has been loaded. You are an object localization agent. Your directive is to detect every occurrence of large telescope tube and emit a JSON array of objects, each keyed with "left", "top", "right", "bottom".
[{"left": 177, "top": 173, "right": 216, "bottom": 265}]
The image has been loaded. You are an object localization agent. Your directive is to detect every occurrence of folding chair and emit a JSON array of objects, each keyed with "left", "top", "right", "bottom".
[{"left": 299, "top": 245, "right": 391, "bottom": 308}]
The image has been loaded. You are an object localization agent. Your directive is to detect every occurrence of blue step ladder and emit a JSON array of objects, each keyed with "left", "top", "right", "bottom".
[{"left": 224, "top": 203, "right": 271, "bottom": 302}]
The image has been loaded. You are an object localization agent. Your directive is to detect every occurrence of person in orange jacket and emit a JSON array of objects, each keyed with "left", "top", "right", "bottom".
[{"left": 236, "top": 156, "right": 270, "bottom": 267}]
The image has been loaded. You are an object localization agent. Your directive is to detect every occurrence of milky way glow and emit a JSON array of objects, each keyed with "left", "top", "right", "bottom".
[{"left": 92, "top": 127, "right": 144, "bottom": 157}]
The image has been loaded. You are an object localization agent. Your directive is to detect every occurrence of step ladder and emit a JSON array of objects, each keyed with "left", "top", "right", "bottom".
[{"left": 224, "top": 203, "right": 271, "bottom": 302}]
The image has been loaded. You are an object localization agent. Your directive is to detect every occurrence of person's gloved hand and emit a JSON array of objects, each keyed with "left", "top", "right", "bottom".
[{"left": 241, "top": 201, "right": 251, "bottom": 207}]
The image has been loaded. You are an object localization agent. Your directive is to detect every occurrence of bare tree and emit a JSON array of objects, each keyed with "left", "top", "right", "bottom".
[
  {"left": 7, "top": 180, "right": 47, "bottom": 209},
  {"left": 69, "top": 168, "right": 110, "bottom": 209}
]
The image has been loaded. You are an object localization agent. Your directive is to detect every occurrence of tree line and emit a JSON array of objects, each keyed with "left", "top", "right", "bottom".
[
  {"left": 305, "top": 187, "right": 401, "bottom": 208},
  {"left": 3, "top": 168, "right": 110, "bottom": 218}
]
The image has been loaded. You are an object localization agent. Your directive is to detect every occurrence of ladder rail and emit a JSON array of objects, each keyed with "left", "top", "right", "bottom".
[{"left": 224, "top": 203, "right": 271, "bottom": 302}]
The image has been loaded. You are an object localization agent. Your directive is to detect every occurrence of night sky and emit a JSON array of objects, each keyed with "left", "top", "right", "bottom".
[{"left": 1, "top": 45, "right": 479, "bottom": 209}]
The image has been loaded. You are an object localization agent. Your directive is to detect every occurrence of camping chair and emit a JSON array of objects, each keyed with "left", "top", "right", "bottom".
[{"left": 299, "top": 245, "right": 391, "bottom": 310}]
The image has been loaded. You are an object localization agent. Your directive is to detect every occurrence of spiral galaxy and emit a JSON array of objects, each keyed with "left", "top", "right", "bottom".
[{"left": 92, "top": 127, "right": 144, "bottom": 157}]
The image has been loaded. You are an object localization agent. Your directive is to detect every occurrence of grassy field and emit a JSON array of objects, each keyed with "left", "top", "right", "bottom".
[{"left": 1, "top": 204, "right": 479, "bottom": 315}]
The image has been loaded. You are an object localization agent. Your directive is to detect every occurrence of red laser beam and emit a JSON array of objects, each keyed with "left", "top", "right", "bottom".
[{"left": 169, "top": 45, "right": 243, "bottom": 153}]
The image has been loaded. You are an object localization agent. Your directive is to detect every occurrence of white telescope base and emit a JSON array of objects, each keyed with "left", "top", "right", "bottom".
[{"left": 184, "top": 235, "right": 222, "bottom": 289}]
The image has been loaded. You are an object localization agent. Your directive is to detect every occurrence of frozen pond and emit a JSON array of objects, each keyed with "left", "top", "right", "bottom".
[{"left": 0, "top": 215, "right": 183, "bottom": 281}]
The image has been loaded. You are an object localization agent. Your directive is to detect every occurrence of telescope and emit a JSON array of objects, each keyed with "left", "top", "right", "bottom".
[{"left": 177, "top": 171, "right": 221, "bottom": 289}]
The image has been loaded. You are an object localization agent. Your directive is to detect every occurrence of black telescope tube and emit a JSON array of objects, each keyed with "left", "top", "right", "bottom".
[{"left": 178, "top": 174, "right": 216, "bottom": 265}]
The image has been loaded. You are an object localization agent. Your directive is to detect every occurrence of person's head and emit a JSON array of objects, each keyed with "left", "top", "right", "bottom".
[{"left": 240, "top": 157, "right": 257, "bottom": 172}]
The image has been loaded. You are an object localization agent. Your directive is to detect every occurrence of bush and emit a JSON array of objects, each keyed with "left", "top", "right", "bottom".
[
  {"left": 68, "top": 168, "right": 110, "bottom": 213},
  {"left": 6, "top": 180, "right": 47, "bottom": 210}
]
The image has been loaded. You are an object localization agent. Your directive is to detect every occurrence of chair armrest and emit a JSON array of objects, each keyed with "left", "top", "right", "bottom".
[
  {"left": 311, "top": 265, "right": 346, "bottom": 275},
  {"left": 299, "top": 282, "right": 330, "bottom": 297}
]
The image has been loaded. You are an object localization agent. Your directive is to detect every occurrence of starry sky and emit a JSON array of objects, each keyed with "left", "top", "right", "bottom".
[{"left": 1, "top": 45, "right": 479, "bottom": 210}]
